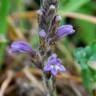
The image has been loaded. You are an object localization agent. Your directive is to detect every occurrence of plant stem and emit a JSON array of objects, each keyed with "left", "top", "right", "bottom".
[
  {"left": 47, "top": 75, "right": 57, "bottom": 96},
  {"left": 42, "top": 73, "right": 51, "bottom": 96}
]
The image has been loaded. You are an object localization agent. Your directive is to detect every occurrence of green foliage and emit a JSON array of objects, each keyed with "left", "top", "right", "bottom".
[
  {"left": 74, "top": 43, "right": 96, "bottom": 95},
  {"left": 59, "top": 0, "right": 90, "bottom": 12},
  {"left": 0, "top": 0, "right": 10, "bottom": 35},
  {"left": 74, "top": 4, "right": 96, "bottom": 44},
  {"left": 0, "top": 0, "right": 10, "bottom": 68},
  {"left": 59, "top": 0, "right": 96, "bottom": 45}
]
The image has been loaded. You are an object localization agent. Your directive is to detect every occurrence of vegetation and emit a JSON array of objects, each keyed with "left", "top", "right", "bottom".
[{"left": 0, "top": 0, "right": 96, "bottom": 96}]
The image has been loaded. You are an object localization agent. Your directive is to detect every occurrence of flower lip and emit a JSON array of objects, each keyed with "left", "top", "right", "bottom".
[
  {"left": 44, "top": 63, "right": 65, "bottom": 75},
  {"left": 43, "top": 53, "right": 66, "bottom": 75}
]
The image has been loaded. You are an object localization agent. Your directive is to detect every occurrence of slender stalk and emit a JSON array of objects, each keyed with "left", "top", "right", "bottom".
[
  {"left": 44, "top": 75, "right": 57, "bottom": 96},
  {"left": 42, "top": 74, "right": 51, "bottom": 96}
]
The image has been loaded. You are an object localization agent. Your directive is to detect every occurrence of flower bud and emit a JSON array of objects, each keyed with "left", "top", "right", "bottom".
[
  {"left": 49, "top": 5, "right": 56, "bottom": 10},
  {"left": 10, "top": 41, "right": 36, "bottom": 57},
  {"left": 55, "top": 15, "right": 62, "bottom": 22},
  {"left": 56, "top": 25, "right": 75, "bottom": 39},
  {"left": 39, "top": 29, "right": 46, "bottom": 38},
  {"left": 37, "top": 10, "right": 43, "bottom": 16},
  {"left": 51, "top": 15, "right": 62, "bottom": 26}
]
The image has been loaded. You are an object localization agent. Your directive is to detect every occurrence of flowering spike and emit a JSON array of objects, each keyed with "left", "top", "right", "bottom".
[{"left": 56, "top": 25, "right": 75, "bottom": 39}]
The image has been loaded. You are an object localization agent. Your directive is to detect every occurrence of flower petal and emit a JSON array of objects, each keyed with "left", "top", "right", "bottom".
[
  {"left": 59, "top": 65, "right": 66, "bottom": 71},
  {"left": 43, "top": 65, "right": 51, "bottom": 72},
  {"left": 51, "top": 69, "right": 58, "bottom": 75},
  {"left": 55, "top": 59, "right": 62, "bottom": 65},
  {"left": 48, "top": 53, "right": 57, "bottom": 62},
  {"left": 47, "top": 54, "right": 62, "bottom": 65}
]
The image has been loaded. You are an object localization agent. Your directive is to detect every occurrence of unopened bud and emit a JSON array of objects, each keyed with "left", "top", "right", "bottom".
[
  {"left": 39, "top": 29, "right": 46, "bottom": 38},
  {"left": 9, "top": 41, "right": 36, "bottom": 57},
  {"left": 55, "top": 25, "right": 75, "bottom": 39},
  {"left": 49, "top": 5, "right": 56, "bottom": 10},
  {"left": 37, "top": 10, "right": 43, "bottom": 16},
  {"left": 55, "top": 15, "right": 62, "bottom": 22}
]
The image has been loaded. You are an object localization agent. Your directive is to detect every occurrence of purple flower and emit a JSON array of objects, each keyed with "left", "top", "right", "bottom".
[
  {"left": 9, "top": 41, "right": 36, "bottom": 57},
  {"left": 44, "top": 54, "right": 66, "bottom": 75},
  {"left": 39, "top": 29, "right": 46, "bottom": 38},
  {"left": 56, "top": 25, "right": 75, "bottom": 39}
]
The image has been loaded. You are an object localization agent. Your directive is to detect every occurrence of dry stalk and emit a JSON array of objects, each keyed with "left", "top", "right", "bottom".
[
  {"left": 0, "top": 71, "right": 14, "bottom": 96},
  {"left": 7, "top": 17, "right": 26, "bottom": 41},
  {"left": 62, "top": 12, "right": 96, "bottom": 24},
  {"left": 23, "top": 67, "right": 45, "bottom": 93},
  {"left": 12, "top": 11, "right": 96, "bottom": 24}
]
